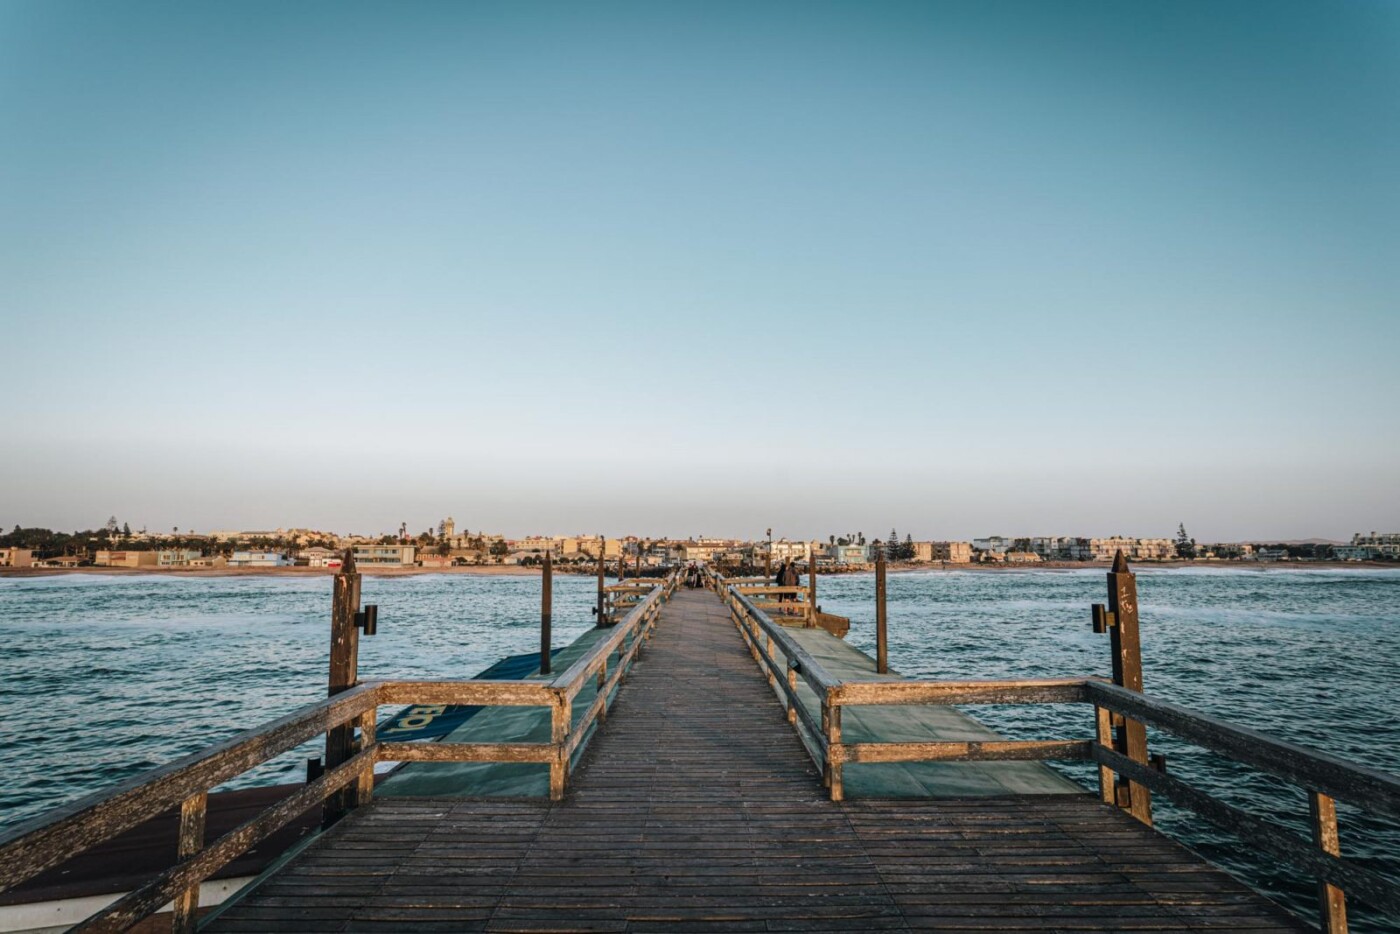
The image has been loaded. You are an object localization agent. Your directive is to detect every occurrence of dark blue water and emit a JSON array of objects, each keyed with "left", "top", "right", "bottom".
[{"left": 1, "top": 568, "right": 1397, "bottom": 929}]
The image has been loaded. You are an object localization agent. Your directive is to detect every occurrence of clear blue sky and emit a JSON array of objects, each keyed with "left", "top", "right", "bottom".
[{"left": 2, "top": 1, "right": 1396, "bottom": 541}]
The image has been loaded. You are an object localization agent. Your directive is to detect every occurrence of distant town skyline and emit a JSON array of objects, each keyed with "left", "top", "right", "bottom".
[{"left": 3, "top": 2, "right": 1397, "bottom": 541}]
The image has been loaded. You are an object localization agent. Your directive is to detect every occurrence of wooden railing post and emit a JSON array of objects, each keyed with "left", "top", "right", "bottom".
[
  {"left": 355, "top": 705, "right": 377, "bottom": 808},
  {"left": 550, "top": 691, "right": 571, "bottom": 801},
  {"left": 1310, "top": 791, "right": 1348, "bottom": 933},
  {"left": 324, "top": 550, "right": 362, "bottom": 827},
  {"left": 875, "top": 550, "right": 888, "bottom": 674},
  {"left": 540, "top": 551, "right": 553, "bottom": 675},
  {"left": 824, "top": 691, "right": 843, "bottom": 801},
  {"left": 786, "top": 665, "right": 798, "bottom": 725},
  {"left": 1099, "top": 550, "right": 1152, "bottom": 825},
  {"left": 170, "top": 791, "right": 206, "bottom": 933}
]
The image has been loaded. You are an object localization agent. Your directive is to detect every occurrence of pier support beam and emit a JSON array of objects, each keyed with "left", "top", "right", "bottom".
[
  {"left": 595, "top": 534, "right": 606, "bottom": 627},
  {"left": 324, "top": 551, "right": 362, "bottom": 827},
  {"left": 875, "top": 550, "right": 888, "bottom": 674},
  {"left": 541, "top": 552, "right": 553, "bottom": 675},
  {"left": 1096, "top": 550, "right": 1152, "bottom": 825}
]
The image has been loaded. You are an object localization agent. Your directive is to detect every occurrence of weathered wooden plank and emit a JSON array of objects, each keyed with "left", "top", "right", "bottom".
[
  {"left": 375, "top": 680, "right": 556, "bottom": 706},
  {"left": 833, "top": 678, "right": 1091, "bottom": 706},
  {"left": 832, "top": 739, "right": 1093, "bottom": 765},
  {"left": 376, "top": 742, "right": 555, "bottom": 764}
]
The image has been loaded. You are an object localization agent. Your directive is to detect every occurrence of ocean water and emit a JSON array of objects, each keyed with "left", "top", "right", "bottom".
[{"left": 1, "top": 568, "right": 1397, "bottom": 929}]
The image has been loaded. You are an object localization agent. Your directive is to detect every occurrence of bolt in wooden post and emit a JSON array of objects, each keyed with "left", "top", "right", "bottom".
[
  {"left": 1310, "top": 791, "right": 1348, "bottom": 933},
  {"left": 323, "top": 550, "right": 361, "bottom": 827},
  {"left": 171, "top": 791, "right": 207, "bottom": 933},
  {"left": 596, "top": 534, "right": 606, "bottom": 627},
  {"left": 1106, "top": 550, "right": 1152, "bottom": 825},
  {"left": 540, "top": 551, "right": 553, "bottom": 675},
  {"left": 875, "top": 549, "right": 888, "bottom": 674}
]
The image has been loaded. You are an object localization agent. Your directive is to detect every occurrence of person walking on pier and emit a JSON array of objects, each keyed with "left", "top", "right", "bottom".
[{"left": 779, "top": 558, "right": 799, "bottom": 610}]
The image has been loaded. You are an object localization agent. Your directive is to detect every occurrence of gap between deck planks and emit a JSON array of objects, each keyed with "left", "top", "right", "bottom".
[{"left": 206, "top": 588, "right": 1304, "bottom": 932}]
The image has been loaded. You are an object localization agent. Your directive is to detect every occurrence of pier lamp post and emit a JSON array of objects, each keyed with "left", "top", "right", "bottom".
[{"left": 766, "top": 528, "right": 772, "bottom": 579}]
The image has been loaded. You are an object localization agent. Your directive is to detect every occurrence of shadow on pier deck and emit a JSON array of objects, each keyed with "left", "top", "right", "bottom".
[{"left": 205, "top": 590, "right": 1301, "bottom": 933}]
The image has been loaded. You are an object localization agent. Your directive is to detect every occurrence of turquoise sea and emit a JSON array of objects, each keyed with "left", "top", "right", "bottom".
[{"left": 1, "top": 568, "right": 1397, "bottom": 929}]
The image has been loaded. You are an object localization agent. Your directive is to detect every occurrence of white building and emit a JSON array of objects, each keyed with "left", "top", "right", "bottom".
[{"left": 229, "top": 551, "right": 293, "bottom": 567}]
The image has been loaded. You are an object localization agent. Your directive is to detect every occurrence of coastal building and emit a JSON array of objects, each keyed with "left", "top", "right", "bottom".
[
  {"left": 972, "top": 536, "right": 1013, "bottom": 555},
  {"left": 299, "top": 547, "right": 343, "bottom": 568},
  {"left": 759, "top": 539, "right": 811, "bottom": 563},
  {"left": 1352, "top": 531, "right": 1400, "bottom": 559},
  {"left": 1029, "top": 537, "right": 1073, "bottom": 560},
  {"left": 352, "top": 544, "right": 417, "bottom": 566},
  {"left": 157, "top": 549, "right": 203, "bottom": 567},
  {"left": 1073, "top": 537, "right": 1176, "bottom": 562},
  {"left": 826, "top": 544, "right": 871, "bottom": 565},
  {"left": 1005, "top": 551, "right": 1043, "bottom": 564},
  {"left": 229, "top": 551, "right": 293, "bottom": 568},
  {"left": 93, "top": 550, "right": 160, "bottom": 568},
  {"left": 418, "top": 554, "right": 456, "bottom": 568},
  {"left": 189, "top": 555, "right": 228, "bottom": 568},
  {"left": 909, "top": 541, "right": 934, "bottom": 562},
  {"left": 0, "top": 547, "right": 33, "bottom": 568},
  {"left": 931, "top": 541, "right": 973, "bottom": 563}
]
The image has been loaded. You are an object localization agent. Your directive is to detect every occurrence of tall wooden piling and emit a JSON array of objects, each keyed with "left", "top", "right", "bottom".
[
  {"left": 765, "top": 528, "right": 772, "bottom": 579},
  {"left": 875, "top": 548, "right": 888, "bottom": 674},
  {"left": 324, "top": 550, "right": 362, "bottom": 825},
  {"left": 541, "top": 551, "right": 553, "bottom": 675},
  {"left": 807, "top": 553, "right": 818, "bottom": 619},
  {"left": 1105, "top": 550, "right": 1152, "bottom": 824},
  {"left": 596, "top": 534, "right": 606, "bottom": 626}
]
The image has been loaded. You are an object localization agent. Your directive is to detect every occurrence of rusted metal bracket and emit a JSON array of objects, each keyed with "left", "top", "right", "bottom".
[{"left": 354, "top": 605, "right": 378, "bottom": 636}]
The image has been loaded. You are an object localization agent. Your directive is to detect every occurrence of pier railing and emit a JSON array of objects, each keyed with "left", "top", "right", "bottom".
[
  {"left": 712, "top": 566, "right": 1400, "bottom": 932},
  {"left": 0, "top": 569, "right": 678, "bottom": 933}
]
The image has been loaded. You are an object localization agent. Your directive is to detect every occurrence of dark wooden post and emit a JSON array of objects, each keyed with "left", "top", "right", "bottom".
[
  {"left": 324, "top": 550, "right": 361, "bottom": 826},
  {"left": 875, "top": 548, "right": 888, "bottom": 674},
  {"left": 1102, "top": 550, "right": 1152, "bottom": 824},
  {"left": 807, "top": 552, "right": 818, "bottom": 623},
  {"left": 541, "top": 551, "right": 553, "bottom": 675},
  {"left": 765, "top": 528, "right": 772, "bottom": 580},
  {"left": 595, "top": 534, "right": 606, "bottom": 627}
]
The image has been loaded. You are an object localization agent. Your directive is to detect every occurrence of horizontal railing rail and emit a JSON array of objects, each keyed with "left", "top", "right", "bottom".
[
  {"left": 0, "top": 568, "right": 680, "bottom": 933},
  {"left": 712, "top": 566, "right": 1400, "bottom": 932}
]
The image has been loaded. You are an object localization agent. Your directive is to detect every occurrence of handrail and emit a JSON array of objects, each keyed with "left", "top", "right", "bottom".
[
  {"left": 0, "top": 567, "right": 682, "bottom": 932},
  {"left": 1087, "top": 681, "right": 1400, "bottom": 823},
  {"left": 712, "top": 566, "right": 1400, "bottom": 932}
]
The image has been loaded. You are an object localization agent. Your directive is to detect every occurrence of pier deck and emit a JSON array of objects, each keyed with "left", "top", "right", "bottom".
[{"left": 206, "top": 590, "right": 1301, "bottom": 932}]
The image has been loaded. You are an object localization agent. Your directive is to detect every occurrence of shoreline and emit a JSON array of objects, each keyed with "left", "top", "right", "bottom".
[{"left": 2, "top": 559, "right": 1393, "bottom": 579}]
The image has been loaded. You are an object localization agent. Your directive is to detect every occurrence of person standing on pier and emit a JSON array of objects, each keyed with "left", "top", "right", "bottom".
[{"left": 779, "top": 558, "right": 800, "bottom": 609}]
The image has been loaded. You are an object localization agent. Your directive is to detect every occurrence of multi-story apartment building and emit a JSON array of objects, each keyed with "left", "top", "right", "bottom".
[
  {"left": 0, "top": 548, "right": 33, "bottom": 568},
  {"left": 1028, "top": 537, "right": 1073, "bottom": 559},
  {"left": 94, "top": 550, "right": 160, "bottom": 568},
  {"left": 826, "top": 544, "right": 871, "bottom": 565},
  {"left": 759, "top": 539, "right": 811, "bottom": 563},
  {"left": 909, "top": 541, "right": 934, "bottom": 562},
  {"left": 351, "top": 544, "right": 416, "bottom": 566},
  {"left": 1352, "top": 532, "right": 1400, "bottom": 558},
  {"left": 157, "top": 549, "right": 203, "bottom": 567},
  {"left": 972, "top": 536, "right": 1013, "bottom": 555},
  {"left": 1071, "top": 537, "right": 1176, "bottom": 562},
  {"left": 932, "top": 541, "right": 973, "bottom": 563},
  {"left": 299, "top": 547, "right": 343, "bottom": 568}
]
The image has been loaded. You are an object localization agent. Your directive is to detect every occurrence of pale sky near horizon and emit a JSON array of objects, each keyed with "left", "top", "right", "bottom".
[{"left": 2, "top": 1, "right": 1397, "bottom": 542}]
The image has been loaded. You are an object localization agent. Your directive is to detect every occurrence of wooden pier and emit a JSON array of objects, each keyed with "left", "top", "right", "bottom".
[{"left": 1, "top": 557, "right": 1397, "bottom": 932}]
